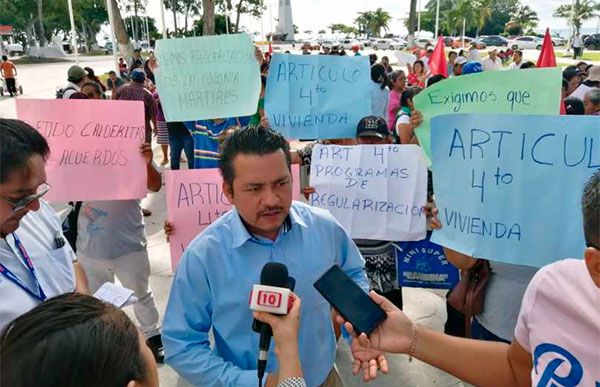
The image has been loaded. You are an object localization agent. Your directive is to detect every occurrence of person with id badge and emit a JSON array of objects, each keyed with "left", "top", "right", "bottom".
[{"left": 0, "top": 119, "right": 88, "bottom": 332}]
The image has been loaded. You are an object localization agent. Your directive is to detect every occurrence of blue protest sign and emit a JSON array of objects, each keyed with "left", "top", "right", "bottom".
[
  {"left": 265, "top": 53, "right": 371, "bottom": 139},
  {"left": 396, "top": 232, "right": 459, "bottom": 289},
  {"left": 431, "top": 114, "right": 599, "bottom": 267}
]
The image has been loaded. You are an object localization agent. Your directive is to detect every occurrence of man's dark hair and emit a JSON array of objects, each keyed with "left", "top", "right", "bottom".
[
  {"left": 1, "top": 293, "right": 148, "bottom": 387},
  {"left": 108, "top": 70, "right": 117, "bottom": 76},
  {"left": 514, "top": 49, "right": 523, "bottom": 57},
  {"left": 400, "top": 86, "right": 422, "bottom": 108},
  {"left": 520, "top": 61, "right": 536, "bottom": 69},
  {"left": 219, "top": 127, "right": 291, "bottom": 187},
  {"left": 564, "top": 97, "right": 585, "bottom": 115},
  {"left": 582, "top": 170, "right": 599, "bottom": 248},
  {"left": 1, "top": 55, "right": 7, "bottom": 61},
  {"left": 426, "top": 74, "right": 446, "bottom": 87},
  {"left": 81, "top": 81, "right": 103, "bottom": 97},
  {"left": 0, "top": 119, "right": 50, "bottom": 184},
  {"left": 369, "top": 53, "right": 378, "bottom": 66},
  {"left": 563, "top": 66, "right": 580, "bottom": 81}
]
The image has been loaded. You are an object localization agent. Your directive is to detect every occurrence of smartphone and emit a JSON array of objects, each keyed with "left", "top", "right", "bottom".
[{"left": 313, "top": 265, "right": 386, "bottom": 335}]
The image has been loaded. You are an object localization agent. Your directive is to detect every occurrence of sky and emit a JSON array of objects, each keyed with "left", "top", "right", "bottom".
[{"left": 141, "top": 0, "right": 599, "bottom": 39}]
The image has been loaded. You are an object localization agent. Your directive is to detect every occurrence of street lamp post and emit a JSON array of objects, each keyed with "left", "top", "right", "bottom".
[
  {"left": 159, "top": 0, "right": 168, "bottom": 39},
  {"left": 105, "top": 0, "right": 119, "bottom": 72},
  {"left": 66, "top": 0, "right": 79, "bottom": 64},
  {"left": 434, "top": 0, "right": 440, "bottom": 39}
]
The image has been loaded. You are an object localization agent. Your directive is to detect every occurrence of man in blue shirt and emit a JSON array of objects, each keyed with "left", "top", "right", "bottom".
[{"left": 163, "top": 127, "right": 387, "bottom": 386}]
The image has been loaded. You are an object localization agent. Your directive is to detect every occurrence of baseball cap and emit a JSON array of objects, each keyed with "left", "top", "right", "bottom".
[
  {"left": 130, "top": 68, "right": 146, "bottom": 83},
  {"left": 356, "top": 116, "right": 389, "bottom": 139},
  {"left": 586, "top": 65, "right": 600, "bottom": 82},
  {"left": 67, "top": 65, "right": 86, "bottom": 82},
  {"left": 455, "top": 56, "right": 468, "bottom": 66},
  {"left": 462, "top": 61, "right": 483, "bottom": 75}
]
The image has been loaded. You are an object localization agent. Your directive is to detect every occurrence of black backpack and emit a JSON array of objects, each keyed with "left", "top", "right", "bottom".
[
  {"left": 62, "top": 201, "right": 82, "bottom": 252},
  {"left": 55, "top": 86, "right": 76, "bottom": 99}
]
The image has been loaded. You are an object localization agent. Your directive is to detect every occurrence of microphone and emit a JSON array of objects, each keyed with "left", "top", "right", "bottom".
[{"left": 251, "top": 262, "right": 295, "bottom": 385}]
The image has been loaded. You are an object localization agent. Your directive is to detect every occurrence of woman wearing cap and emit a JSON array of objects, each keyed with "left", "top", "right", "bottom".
[{"left": 569, "top": 65, "right": 600, "bottom": 100}]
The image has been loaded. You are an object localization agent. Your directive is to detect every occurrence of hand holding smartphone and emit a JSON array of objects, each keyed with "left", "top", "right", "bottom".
[{"left": 313, "top": 265, "right": 386, "bottom": 335}]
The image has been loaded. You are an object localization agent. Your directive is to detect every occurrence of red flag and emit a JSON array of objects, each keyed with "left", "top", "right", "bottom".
[
  {"left": 536, "top": 28, "right": 556, "bottom": 68},
  {"left": 429, "top": 36, "right": 448, "bottom": 78},
  {"left": 268, "top": 41, "right": 273, "bottom": 55}
]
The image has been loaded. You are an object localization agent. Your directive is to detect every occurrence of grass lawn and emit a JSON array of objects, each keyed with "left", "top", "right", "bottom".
[
  {"left": 560, "top": 51, "right": 600, "bottom": 61},
  {"left": 13, "top": 57, "right": 71, "bottom": 64}
]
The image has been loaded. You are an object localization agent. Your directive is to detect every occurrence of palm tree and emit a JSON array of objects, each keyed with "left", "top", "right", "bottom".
[
  {"left": 407, "top": 0, "right": 417, "bottom": 45},
  {"left": 554, "top": 0, "right": 600, "bottom": 35},
  {"left": 202, "top": 0, "right": 215, "bottom": 35},
  {"left": 370, "top": 8, "right": 391, "bottom": 37},
  {"left": 506, "top": 5, "right": 539, "bottom": 35},
  {"left": 474, "top": 0, "right": 493, "bottom": 37},
  {"left": 37, "top": 0, "right": 45, "bottom": 46},
  {"left": 110, "top": 0, "right": 133, "bottom": 60}
]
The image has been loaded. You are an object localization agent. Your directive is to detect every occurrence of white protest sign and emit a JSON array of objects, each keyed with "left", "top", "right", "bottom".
[
  {"left": 396, "top": 51, "right": 417, "bottom": 66},
  {"left": 309, "top": 144, "right": 428, "bottom": 241}
]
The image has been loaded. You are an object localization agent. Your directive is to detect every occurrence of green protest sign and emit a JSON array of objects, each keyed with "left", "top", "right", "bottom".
[
  {"left": 414, "top": 67, "right": 562, "bottom": 164},
  {"left": 155, "top": 33, "right": 261, "bottom": 122}
]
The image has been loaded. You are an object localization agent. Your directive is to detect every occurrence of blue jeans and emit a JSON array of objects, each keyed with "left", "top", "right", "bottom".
[
  {"left": 471, "top": 318, "right": 510, "bottom": 344},
  {"left": 168, "top": 126, "right": 194, "bottom": 170}
]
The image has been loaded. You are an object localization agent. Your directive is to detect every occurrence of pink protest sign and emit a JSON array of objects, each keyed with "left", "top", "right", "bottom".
[
  {"left": 165, "top": 166, "right": 301, "bottom": 270},
  {"left": 16, "top": 99, "right": 147, "bottom": 202}
]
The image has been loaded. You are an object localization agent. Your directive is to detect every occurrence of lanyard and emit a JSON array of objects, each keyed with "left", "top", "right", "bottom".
[{"left": 0, "top": 233, "right": 47, "bottom": 302}]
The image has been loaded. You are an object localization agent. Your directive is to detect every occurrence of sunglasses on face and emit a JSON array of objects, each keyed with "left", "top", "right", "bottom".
[{"left": 0, "top": 182, "right": 51, "bottom": 213}]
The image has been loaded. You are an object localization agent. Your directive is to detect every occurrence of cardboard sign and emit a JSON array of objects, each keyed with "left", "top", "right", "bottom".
[
  {"left": 265, "top": 53, "right": 371, "bottom": 139},
  {"left": 16, "top": 99, "right": 147, "bottom": 202},
  {"left": 155, "top": 33, "right": 261, "bottom": 121},
  {"left": 414, "top": 68, "right": 562, "bottom": 164},
  {"left": 309, "top": 144, "right": 428, "bottom": 241},
  {"left": 431, "top": 114, "right": 599, "bottom": 267}
]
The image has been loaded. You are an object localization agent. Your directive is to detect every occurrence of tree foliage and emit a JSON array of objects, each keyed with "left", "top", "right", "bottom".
[
  {"left": 506, "top": 5, "right": 539, "bottom": 35},
  {"left": 329, "top": 23, "right": 358, "bottom": 35},
  {"left": 411, "top": 0, "right": 524, "bottom": 36},
  {"left": 355, "top": 8, "right": 391, "bottom": 37},
  {"left": 554, "top": 0, "right": 600, "bottom": 34}
]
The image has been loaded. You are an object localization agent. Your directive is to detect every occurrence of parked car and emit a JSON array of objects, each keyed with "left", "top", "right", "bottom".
[
  {"left": 584, "top": 33, "right": 600, "bottom": 50},
  {"left": 452, "top": 37, "right": 486, "bottom": 49},
  {"left": 508, "top": 36, "right": 543, "bottom": 50},
  {"left": 3, "top": 43, "right": 24, "bottom": 56},
  {"left": 551, "top": 35, "right": 566, "bottom": 46},
  {"left": 393, "top": 37, "right": 408, "bottom": 48},
  {"left": 415, "top": 37, "right": 435, "bottom": 49},
  {"left": 479, "top": 35, "right": 509, "bottom": 47},
  {"left": 320, "top": 40, "right": 338, "bottom": 50},
  {"left": 339, "top": 39, "right": 364, "bottom": 50},
  {"left": 371, "top": 38, "right": 403, "bottom": 50}
]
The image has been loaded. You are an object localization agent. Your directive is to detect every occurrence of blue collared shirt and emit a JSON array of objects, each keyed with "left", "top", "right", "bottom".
[{"left": 163, "top": 201, "right": 368, "bottom": 387}]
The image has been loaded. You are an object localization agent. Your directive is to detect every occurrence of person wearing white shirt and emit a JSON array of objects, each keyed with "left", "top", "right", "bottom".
[
  {"left": 0, "top": 119, "right": 88, "bottom": 331},
  {"left": 482, "top": 48, "right": 503, "bottom": 71},
  {"left": 508, "top": 50, "right": 523, "bottom": 70},
  {"left": 572, "top": 34, "right": 583, "bottom": 59},
  {"left": 466, "top": 42, "right": 481, "bottom": 62}
]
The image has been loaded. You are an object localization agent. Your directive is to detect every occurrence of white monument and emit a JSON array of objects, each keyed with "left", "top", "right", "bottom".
[{"left": 276, "top": 0, "right": 294, "bottom": 41}]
